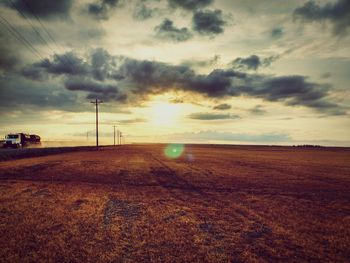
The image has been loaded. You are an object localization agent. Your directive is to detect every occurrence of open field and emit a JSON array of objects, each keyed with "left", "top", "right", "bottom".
[
  {"left": 0, "top": 144, "right": 349, "bottom": 262},
  {"left": 0, "top": 146, "right": 98, "bottom": 161}
]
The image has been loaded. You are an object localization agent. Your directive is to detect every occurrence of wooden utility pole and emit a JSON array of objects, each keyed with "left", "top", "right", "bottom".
[
  {"left": 90, "top": 99, "right": 103, "bottom": 149},
  {"left": 113, "top": 125, "right": 116, "bottom": 146}
]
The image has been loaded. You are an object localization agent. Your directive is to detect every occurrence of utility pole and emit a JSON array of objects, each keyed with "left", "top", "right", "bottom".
[
  {"left": 120, "top": 132, "right": 122, "bottom": 145},
  {"left": 113, "top": 125, "right": 116, "bottom": 146},
  {"left": 90, "top": 99, "right": 103, "bottom": 149}
]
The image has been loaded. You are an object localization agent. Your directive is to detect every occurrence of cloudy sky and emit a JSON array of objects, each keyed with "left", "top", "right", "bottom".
[{"left": 0, "top": 0, "right": 349, "bottom": 145}]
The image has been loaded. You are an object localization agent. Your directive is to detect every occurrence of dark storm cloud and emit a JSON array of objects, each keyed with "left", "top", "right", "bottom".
[
  {"left": 285, "top": 96, "right": 345, "bottom": 116},
  {"left": 65, "top": 78, "right": 127, "bottom": 102},
  {"left": 88, "top": 0, "right": 120, "bottom": 20},
  {"left": 188, "top": 112, "right": 240, "bottom": 120},
  {"left": 293, "top": 0, "right": 350, "bottom": 35},
  {"left": 192, "top": 9, "right": 226, "bottom": 35},
  {"left": 250, "top": 76, "right": 344, "bottom": 115},
  {"left": 8, "top": 0, "right": 73, "bottom": 19},
  {"left": 258, "top": 76, "right": 326, "bottom": 103},
  {"left": 90, "top": 48, "right": 114, "bottom": 80},
  {"left": 232, "top": 55, "right": 260, "bottom": 71},
  {"left": 117, "top": 57, "right": 344, "bottom": 114},
  {"left": 271, "top": 27, "right": 284, "bottom": 38},
  {"left": 231, "top": 54, "right": 280, "bottom": 71},
  {"left": 213, "top": 103, "right": 231, "bottom": 110},
  {"left": 0, "top": 74, "right": 79, "bottom": 111},
  {"left": 17, "top": 48, "right": 345, "bottom": 115},
  {"left": 21, "top": 66, "right": 45, "bottom": 80},
  {"left": 133, "top": 3, "right": 159, "bottom": 20},
  {"left": 39, "top": 52, "right": 89, "bottom": 75},
  {"left": 0, "top": 46, "right": 19, "bottom": 71},
  {"left": 22, "top": 49, "right": 117, "bottom": 81},
  {"left": 0, "top": 31, "right": 24, "bottom": 71},
  {"left": 115, "top": 58, "right": 196, "bottom": 93},
  {"left": 155, "top": 19, "right": 192, "bottom": 42},
  {"left": 168, "top": 0, "right": 213, "bottom": 11},
  {"left": 117, "top": 58, "right": 246, "bottom": 97},
  {"left": 21, "top": 52, "right": 91, "bottom": 79}
]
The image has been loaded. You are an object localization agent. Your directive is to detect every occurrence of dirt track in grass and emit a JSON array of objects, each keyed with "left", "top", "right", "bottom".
[{"left": 0, "top": 144, "right": 349, "bottom": 262}]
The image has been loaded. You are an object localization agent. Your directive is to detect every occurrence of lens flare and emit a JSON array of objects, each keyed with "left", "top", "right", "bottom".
[{"left": 164, "top": 144, "right": 184, "bottom": 159}]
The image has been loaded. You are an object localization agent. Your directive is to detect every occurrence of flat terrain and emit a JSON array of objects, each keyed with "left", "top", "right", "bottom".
[
  {"left": 0, "top": 146, "right": 97, "bottom": 161},
  {"left": 0, "top": 144, "right": 349, "bottom": 262}
]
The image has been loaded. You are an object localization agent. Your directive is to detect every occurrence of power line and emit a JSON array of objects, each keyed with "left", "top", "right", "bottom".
[
  {"left": 19, "top": 0, "right": 74, "bottom": 68},
  {"left": 2, "top": 0, "right": 85, "bottom": 71},
  {"left": 7, "top": 0, "right": 52, "bottom": 56},
  {"left": 0, "top": 14, "right": 43, "bottom": 60},
  {"left": 9, "top": 0, "right": 73, "bottom": 68},
  {"left": 21, "top": 0, "right": 63, "bottom": 52}
]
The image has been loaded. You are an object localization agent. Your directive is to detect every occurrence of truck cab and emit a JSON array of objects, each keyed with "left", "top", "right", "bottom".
[{"left": 4, "top": 134, "right": 22, "bottom": 148}]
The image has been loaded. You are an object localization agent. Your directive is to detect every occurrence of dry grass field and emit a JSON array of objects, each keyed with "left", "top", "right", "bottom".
[{"left": 0, "top": 144, "right": 349, "bottom": 262}]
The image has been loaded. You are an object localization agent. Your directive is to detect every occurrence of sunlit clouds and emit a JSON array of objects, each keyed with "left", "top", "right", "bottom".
[{"left": 0, "top": 0, "right": 349, "bottom": 145}]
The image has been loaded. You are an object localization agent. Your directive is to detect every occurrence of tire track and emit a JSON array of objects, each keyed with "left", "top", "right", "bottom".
[
  {"left": 143, "top": 149, "right": 311, "bottom": 261},
  {"left": 146, "top": 151, "right": 208, "bottom": 203}
]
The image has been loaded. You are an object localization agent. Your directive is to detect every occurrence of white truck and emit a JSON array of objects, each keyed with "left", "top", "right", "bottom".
[{"left": 3, "top": 133, "right": 41, "bottom": 148}]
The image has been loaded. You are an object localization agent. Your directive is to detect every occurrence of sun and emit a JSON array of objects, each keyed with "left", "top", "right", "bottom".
[{"left": 149, "top": 101, "right": 182, "bottom": 126}]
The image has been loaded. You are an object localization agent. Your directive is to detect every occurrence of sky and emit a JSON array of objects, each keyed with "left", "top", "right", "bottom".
[{"left": 0, "top": 0, "right": 349, "bottom": 146}]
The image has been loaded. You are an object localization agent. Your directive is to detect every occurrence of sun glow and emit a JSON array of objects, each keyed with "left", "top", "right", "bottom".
[{"left": 149, "top": 101, "right": 183, "bottom": 126}]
